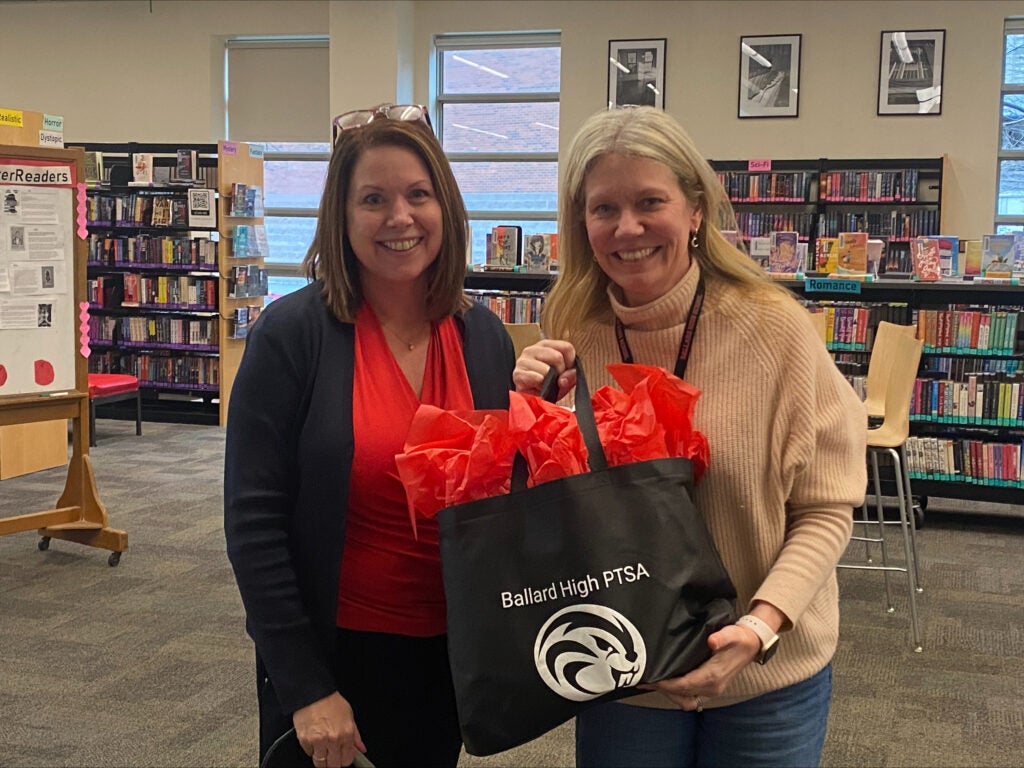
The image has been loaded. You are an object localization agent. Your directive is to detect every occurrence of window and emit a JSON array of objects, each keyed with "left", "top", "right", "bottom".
[
  {"left": 225, "top": 37, "right": 330, "bottom": 299},
  {"left": 996, "top": 20, "right": 1024, "bottom": 233},
  {"left": 434, "top": 32, "right": 561, "bottom": 263}
]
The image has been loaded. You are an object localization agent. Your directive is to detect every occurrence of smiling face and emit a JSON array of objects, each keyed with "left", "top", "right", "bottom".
[
  {"left": 583, "top": 153, "right": 703, "bottom": 307},
  {"left": 345, "top": 145, "right": 442, "bottom": 292}
]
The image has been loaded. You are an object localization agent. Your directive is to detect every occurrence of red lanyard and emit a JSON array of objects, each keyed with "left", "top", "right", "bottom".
[{"left": 614, "top": 280, "right": 705, "bottom": 380}]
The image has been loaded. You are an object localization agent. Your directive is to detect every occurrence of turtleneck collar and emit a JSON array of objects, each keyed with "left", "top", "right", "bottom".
[{"left": 607, "top": 260, "right": 703, "bottom": 332}]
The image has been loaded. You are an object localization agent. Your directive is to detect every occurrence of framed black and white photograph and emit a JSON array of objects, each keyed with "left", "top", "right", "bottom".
[
  {"left": 878, "top": 29, "right": 945, "bottom": 115},
  {"left": 738, "top": 34, "right": 801, "bottom": 118},
  {"left": 608, "top": 38, "right": 666, "bottom": 110}
]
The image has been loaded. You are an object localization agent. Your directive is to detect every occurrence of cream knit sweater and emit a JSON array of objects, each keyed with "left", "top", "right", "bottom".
[{"left": 572, "top": 262, "right": 867, "bottom": 709}]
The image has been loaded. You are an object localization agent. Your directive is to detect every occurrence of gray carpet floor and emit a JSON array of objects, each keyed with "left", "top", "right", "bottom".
[{"left": 1, "top": 419, "right": 1022, "bottom": 767}]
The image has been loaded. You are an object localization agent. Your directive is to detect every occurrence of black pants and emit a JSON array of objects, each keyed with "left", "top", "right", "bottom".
[{"left": 335, "top": 628, "right": 462, "bottom": 768}]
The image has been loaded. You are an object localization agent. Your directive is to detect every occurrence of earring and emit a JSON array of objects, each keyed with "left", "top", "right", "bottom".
[{"left": 690, "top": 232, "right": 699, "bottom": 250}]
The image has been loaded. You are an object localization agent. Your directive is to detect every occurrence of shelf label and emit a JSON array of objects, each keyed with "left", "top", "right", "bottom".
[
  {"left": 221, "top": 142, "right": 238, "bottom": 156},
  {"left": 804, "top": 278, "right": 861, "bottom": 294},
  {"left": 248, "top": 144, "right": 264, "bottom": 159},
  {"left": 39, "top": 130, "right": 64, "bottom": 148},
  {"left": 0, "top": 108, "right": 24, "bottom": 128},
  {"left": 748, "top": 159, "right": 772, "bottom": 172},
  {"left": 42, "top": 114, "right": 64, "bottom": 132}
]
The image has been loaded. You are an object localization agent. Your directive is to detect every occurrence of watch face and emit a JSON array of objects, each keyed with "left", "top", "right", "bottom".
[{"left": 759, "top": 636, "right": 780, "bottom": 665}]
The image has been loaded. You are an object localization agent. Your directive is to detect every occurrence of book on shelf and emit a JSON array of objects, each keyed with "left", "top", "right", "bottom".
[
  {"left": 247, "top": 186, "right": 263, "bottom": 217},
  {"left": 173, "top": 149, "right": 197, "bottom": 183},
  {"left": 934, "top": 235, "right": 960, "bottom": 275},
  {"left": 121, "top": 272, "right": 140, "bottom": 306},
  {"left": 231, "top": 224, "right": 269, "bottom": 258},
  {"left": 489, "top": 225, "right": 522, "bottom": 268},
  {"left": 170, "top": 198, "right": 188, "bottom": 226},
  {"left": 132, "top": 153, "right": 154, "bottom": 184},
  {"left": 982, "top": 234, "right": 1014, "bottom": 276},
  {"left": 187, "top": 188, "right": 216, "bottom": 228},
  {"left": 232, "top": 265, "right": 248, "bottom": 298},
  {"left": 523, "top": 233, "right": 556, "bottom": 272},
  {"left": 748, "top": 236, "right": 770, "bottom": 268},
  {"left": 83, "top": 151, "right": 103, "bottom": 185},
  {"left": 836, "top": 232, "right": 868, "bottom": 274},
  {"left": 866, "top": 239, "right": 884, "bottom": 277},
  {"left": 232, "top": 306, "right": 250, "bottom": 339},
  {"left": 254, "top": 224, "right": 269, "bottom": 258},
  {"left": 768, "top": 231, "right": 801, "bottom": 273},
  {"left": 814, "top": 237, "right": 839, "bottom": 273},
  {"left": 150, "top": 197, "right": 173, "bottom": 227},
  {"left": 229, "top": 183, "right": 247, "bottom": 217},
  {"left": 911, "top": 237, "right": 942, "bottom": 281}
]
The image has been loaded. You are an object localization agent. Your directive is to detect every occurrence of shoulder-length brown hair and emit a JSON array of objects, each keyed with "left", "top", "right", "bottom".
[{"left": 302, "top": 119, "right": 470, "bottom": 322}]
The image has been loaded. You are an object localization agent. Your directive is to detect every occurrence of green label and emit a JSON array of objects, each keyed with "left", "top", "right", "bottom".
[
  {"left": 804, "top": 278, "right": 862, "bottom": 294},
  {"left": 42, "top": 114, "right": 64, "bottom": 131}
]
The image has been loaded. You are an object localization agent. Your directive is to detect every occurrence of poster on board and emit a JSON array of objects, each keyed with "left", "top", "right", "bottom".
[{"left": 0, "top": 157, "right": 76, "bottom": 395}]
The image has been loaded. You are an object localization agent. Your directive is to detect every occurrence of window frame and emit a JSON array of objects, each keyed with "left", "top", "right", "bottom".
[
  {"left": 995, "top": 20, "right": 1024, "bottom": 230},
  {"left": 225, "top": 36, "right": 330, "bottom": 281},
  {"left": 433, "top": 32, "right": 561, "bottom": 259}
]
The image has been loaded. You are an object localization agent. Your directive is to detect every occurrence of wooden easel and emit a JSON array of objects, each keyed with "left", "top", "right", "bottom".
[{"left": 0, "top": 144, "right": 126, "bottom": 566}]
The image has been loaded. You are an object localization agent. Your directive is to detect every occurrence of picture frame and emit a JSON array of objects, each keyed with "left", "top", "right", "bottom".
[
  {"left": 878, "top": 29, "right": 945, "bottom": 115},
  {"left": 738, "top": 34, "right": 801, "bottom": 118},
  {"left": 607, "top": 38, "right": 666, "bottom": 110}
]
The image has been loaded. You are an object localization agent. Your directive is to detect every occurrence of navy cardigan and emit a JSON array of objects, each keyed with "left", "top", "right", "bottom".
[{"left": 224, "top": 281, "right": 515, "bottom": 727}]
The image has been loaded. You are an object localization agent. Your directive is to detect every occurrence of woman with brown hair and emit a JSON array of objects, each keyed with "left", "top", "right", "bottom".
[{"left": 225, "top": 104, "right": 514, "bottom": 768}]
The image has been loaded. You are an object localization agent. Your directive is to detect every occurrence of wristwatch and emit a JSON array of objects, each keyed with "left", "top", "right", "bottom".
[{"left": 736, "top": 614, "right": 780, "bottom": 665}]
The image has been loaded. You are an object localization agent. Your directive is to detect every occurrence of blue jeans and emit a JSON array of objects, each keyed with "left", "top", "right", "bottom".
[{"left": 576, "top": 664, "right": 832, "bottom": 768}]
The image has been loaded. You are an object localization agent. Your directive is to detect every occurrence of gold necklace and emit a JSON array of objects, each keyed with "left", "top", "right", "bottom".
[{"left": 381, "top": 322, "right": 429, "bottom": 351}]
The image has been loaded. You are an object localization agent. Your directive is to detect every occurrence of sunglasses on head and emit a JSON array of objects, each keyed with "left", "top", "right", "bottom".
[{"left": 331, "top": 103, "right": 432, "bottom": 144}]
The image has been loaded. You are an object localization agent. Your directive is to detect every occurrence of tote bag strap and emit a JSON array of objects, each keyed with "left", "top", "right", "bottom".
[{"left": 511, "top": 356, "right": 607, "bottom": 491}]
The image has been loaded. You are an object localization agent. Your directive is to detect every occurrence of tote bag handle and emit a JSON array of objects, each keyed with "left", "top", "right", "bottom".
[{"left": 511, "top": 357, "right": 606, "bottom": 492}]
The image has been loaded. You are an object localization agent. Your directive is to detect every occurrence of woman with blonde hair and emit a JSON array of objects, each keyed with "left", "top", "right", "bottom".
[{"left": 514, "top": 107, "right": 865, "bottom": 767}]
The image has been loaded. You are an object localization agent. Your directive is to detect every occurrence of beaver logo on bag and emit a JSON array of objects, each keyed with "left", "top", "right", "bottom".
[{"left": 533, "top": 604, "right": 647, "bottom": 701}]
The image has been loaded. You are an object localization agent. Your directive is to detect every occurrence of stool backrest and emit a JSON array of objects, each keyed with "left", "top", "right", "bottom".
[
  {"left": 869, "top": 331, "right": 923, "bottom": 448},
  {"left": 504, "top": 322, "right": 542, "bottom": 358},
  {"left": 864, "top": 322, "right": 917, "bottom": 418}
]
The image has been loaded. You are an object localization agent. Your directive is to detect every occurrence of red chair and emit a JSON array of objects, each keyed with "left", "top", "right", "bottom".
[{"left": 87, "top": 373, "right": 142, "bottom": 447}]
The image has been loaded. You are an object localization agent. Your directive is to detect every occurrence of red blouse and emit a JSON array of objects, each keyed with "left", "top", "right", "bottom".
[{"left": 336, "top": 303, "right": 474, "bottom": 637}]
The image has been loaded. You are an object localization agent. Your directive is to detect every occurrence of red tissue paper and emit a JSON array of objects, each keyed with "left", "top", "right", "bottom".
[
  {"left": 396, "top": 363, "right": 710, "bottom": 530},
  {"left": 599, "top": 363, "right": 709, "bottom": 482},
  {"left": 394, "top": 406, "right": 516, "bottom": 538}
]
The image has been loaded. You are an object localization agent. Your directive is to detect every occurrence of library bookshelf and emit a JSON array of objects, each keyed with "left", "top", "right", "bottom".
[
  {"left": 710, "top": 156, "right": 946, "bottom": 272},
  {"left": 463, "top": 268, "right": 1022, "bottom": 511},
  {"left": 789, "top": 277, "right": 1023, "bottom": 509},
  {"left": 69, "top": 141, "right": 266, "bottom": 426}
]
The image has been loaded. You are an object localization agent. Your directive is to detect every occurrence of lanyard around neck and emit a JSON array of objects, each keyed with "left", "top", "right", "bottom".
[{"left": 614, "top": 279, "right": 705, "bottom": 380}]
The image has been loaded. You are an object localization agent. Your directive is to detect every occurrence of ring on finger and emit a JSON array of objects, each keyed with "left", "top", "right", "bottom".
[{"left": 695, "top": 695, "right": 704, "bottom": 713}]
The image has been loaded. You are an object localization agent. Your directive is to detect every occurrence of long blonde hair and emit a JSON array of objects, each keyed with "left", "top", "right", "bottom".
[{"left": 543, "top": 107, "right": 783, "bottom": 341}]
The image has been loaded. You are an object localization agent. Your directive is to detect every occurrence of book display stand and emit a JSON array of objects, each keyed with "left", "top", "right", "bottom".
[
  {"left": 216, "top": 140, "right": 267, "bottom": 426},
  {"left": 0, "top": 144, "right": 125, "bottom": 566}
]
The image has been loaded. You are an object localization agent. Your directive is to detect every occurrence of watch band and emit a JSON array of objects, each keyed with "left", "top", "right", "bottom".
[
  {"left": 735, "top": 614, "right": 776, "bottom": 647},
  {"left": 735, "top": 614, "right": 780, "bottom": 664}
]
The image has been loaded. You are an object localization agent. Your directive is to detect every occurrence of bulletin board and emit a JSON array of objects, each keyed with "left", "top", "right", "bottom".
[
  {"left": 0, "top": 144, "right": 125, "bottom": 565},
  {"left": 0, "top": 150, "right": 78, "bottom": 395}
]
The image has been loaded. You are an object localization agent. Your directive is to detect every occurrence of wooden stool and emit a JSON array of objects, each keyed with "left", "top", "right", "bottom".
[{"left": 87, "top": 373, "right": 141, "bottom": 447}]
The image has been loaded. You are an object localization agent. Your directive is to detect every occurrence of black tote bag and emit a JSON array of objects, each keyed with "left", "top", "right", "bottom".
[{"left": 437, "top": 359, "right": 737, "bottom": 757}]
